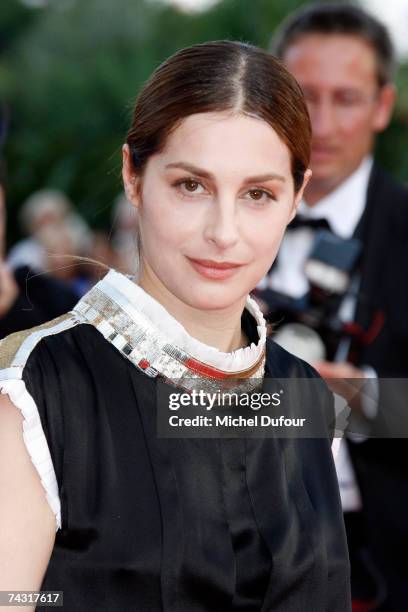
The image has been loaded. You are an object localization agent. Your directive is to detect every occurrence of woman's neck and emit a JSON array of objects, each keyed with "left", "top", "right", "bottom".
[{"left": 138, "top": 266, "right": 247, "bottom": 353}]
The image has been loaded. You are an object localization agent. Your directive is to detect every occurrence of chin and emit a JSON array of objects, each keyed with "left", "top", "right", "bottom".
[{"left": 179, "top": 282, "right": 247, "bottom": 312}]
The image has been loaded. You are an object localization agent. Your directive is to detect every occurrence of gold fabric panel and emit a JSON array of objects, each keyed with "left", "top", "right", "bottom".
[{"left": 0, "top": 313, "right": 72, "bottom": 370}]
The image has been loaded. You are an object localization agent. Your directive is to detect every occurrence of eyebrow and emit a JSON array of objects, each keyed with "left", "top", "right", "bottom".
[{"left": 165, "top": 162, "right": 286, "bottom": 184}]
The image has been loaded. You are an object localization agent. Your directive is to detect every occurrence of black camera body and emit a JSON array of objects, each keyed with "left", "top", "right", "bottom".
[{"left": 258, "top": 230, "right": 363, "bottom": 362}]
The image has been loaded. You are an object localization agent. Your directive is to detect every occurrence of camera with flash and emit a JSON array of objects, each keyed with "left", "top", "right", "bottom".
[{"left": 258, "top": 230, "right": 362, "bottom": 363}]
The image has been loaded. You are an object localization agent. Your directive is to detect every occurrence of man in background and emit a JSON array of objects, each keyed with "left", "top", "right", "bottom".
[
  {"left": 0, "top": 180, "right": 79, "bottom": 339},
  {"left": 258, "top": 4, "right": 408, "bottom": 610}
]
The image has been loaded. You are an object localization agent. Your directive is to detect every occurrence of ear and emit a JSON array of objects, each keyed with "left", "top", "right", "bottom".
[
  {"left": 372, "top": 84, "right": 396, "bottom": 133},
  {"left": 122, "top": 144, "right": 142, "bottom": 208},
  {"left": 288, "top": 168, "right": 312, "bottom": 223}
]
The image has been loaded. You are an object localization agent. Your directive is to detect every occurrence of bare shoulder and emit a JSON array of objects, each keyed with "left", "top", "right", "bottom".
[{"left": 0, "top": 394, "right": 55, "bottom": 594}]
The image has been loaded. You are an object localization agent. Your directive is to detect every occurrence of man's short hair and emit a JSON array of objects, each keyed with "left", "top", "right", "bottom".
[{"left": 272, "top": 3, "right": 395, "bottom": 87}]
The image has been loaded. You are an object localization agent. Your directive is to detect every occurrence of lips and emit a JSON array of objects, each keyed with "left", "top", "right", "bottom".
[
  {"left": 187, "top": 257, "right": 243, "bottom": 280},
  {"left": 190, "top": 258, "right": 241, "bottom": 269},
  {"left": 311, "top": 144, "right": 338, "bottom": 158}
]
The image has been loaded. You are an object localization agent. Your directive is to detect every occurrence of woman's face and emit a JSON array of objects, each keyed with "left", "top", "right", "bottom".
[{"left": 123, "top": 112, "right": 310, "bottom": 311}]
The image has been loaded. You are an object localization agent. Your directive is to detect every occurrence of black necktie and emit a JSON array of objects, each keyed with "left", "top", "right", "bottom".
[{"left": 288, "top": 216, "right": 331, "bottom": 231}]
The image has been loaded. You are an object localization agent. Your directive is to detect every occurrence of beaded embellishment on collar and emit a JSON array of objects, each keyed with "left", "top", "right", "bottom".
[{"left": 73, "top": 269, "right": 266, "bottom": 393}]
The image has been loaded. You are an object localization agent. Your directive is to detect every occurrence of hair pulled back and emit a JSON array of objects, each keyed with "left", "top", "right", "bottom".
[{"left": 127, "top": 40, "right": 311, "bottom": 192}]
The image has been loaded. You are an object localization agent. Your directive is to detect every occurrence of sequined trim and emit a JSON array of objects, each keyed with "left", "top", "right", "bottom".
[
  {"left": 101, "top": 269, "right": 266, "bottom": 372},
  {"left": 73, "top": 277, "right": 265, "bottom": 394}
]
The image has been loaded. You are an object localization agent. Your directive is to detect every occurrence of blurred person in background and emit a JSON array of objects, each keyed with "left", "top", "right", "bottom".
[
  {"left": 0, "top": 179, "right": 78, "bottom": 339},
  {"left": 257, "top": 4, "right": 408, "bottom": 611},
  {"left": 7, "top": 188, "right": 71, "bottom": 272},
  {"left": 111, "top": 191, "right": 139, "bottom": 275},
  {"left": 7, "top": 188, "right": 94, "bottom": 297},
  {"left": 0, "top": 106, "right": 80, "bottom": 336},
  {"left": 84, "top": 229, "right": 116, "bottom": 286},
  {"left": 74, "top": 194, "right": 137, "bottom": 288},
  {"left": 36, "top": 213, "right": 93, "bottom": 295}
]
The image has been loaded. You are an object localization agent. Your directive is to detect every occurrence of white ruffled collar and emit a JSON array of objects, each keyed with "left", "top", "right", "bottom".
[{"left": 100, "top": 268, "right": 266, "bottom": 374}]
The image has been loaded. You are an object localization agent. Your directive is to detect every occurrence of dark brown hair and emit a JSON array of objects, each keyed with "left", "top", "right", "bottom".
[{"left": 126, "top": 40, "right": 311, "bottom": 192}]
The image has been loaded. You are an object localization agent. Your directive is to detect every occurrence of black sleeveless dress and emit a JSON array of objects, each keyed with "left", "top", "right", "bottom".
[{"left": 0, "top": 273, "right": 351, "bottom": 611}]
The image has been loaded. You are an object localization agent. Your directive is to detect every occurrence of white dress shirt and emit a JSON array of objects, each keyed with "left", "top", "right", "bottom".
[
  {"left": 259, "top": 156, "right": 373, "bottom": 298},
  {"left": 258, "top": 156, "right": 374, "bottom": 512}
]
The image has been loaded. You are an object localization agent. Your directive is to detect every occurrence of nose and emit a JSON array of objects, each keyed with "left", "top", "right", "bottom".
[
  {"left": 203, "top": 196, "right": 240, "bottom": 251},
  {"left": 308, "top": 96, "right": 337, "bottom": 139}
]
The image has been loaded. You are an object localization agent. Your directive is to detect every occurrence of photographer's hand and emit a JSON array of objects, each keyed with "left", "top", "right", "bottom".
[{"left": 313, "top": 361, "right": 368, "bottom": 416}]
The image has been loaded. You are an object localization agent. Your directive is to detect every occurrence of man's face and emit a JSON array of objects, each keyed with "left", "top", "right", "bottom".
[{"left": 283, "top": 33, "right": 395, "bottom": 197}]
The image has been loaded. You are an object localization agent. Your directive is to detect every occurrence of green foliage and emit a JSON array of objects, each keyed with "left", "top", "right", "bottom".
[
  {"left": 3, "top": 0, "right": 162, "bottom": 237},
  {"left": 2, "top": 0, "right": 310, "bottom": 239},
  {"left": 0, "top": 0, "right": 38, "bottom": 53},
  {"left": 1, "top": 0, "right": 407, "bottom": 244},
  {"left": 376, "top": 62, "right": 408, "bottom": 182}
]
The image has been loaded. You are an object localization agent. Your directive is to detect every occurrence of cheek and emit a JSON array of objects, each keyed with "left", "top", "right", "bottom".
[
  {"left": 340, "top": 114, "right": 374, "bottom": 141},
  {"left": 243, "top": 211, "right": 289, "bottom": 265},
  {"left": 138, "top": 197, "right": 196, "bottom": 259}
]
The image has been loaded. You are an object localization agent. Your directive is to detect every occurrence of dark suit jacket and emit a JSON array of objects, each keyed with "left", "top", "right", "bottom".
[
  {"left": 346, "top": 163, "right": 408, "bottom": 609},
  {"left": 352, "top": 163, "right": 408, "bottom": 373}
]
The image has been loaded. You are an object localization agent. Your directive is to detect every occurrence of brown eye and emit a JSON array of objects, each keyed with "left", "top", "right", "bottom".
[
  {"left": 184, "top": 179, "right": 199, "bottom": 192},
  {"left": 172, "top": 177, "right": 206, "bottom": 198},
  {"left": 243, "top": 188, "right": 275, "bottom": 206},
  {"left": 250, "top": 189, "right": 264, "bottom": 200}
]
